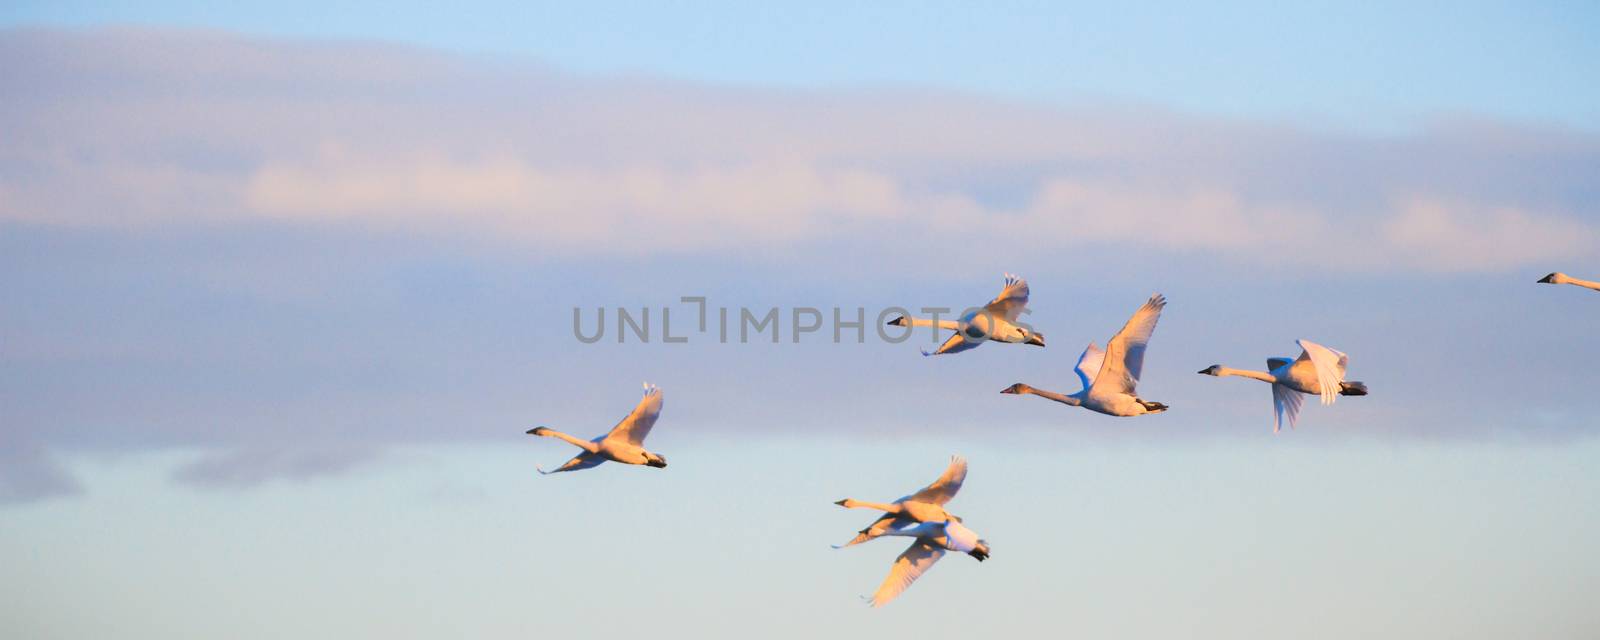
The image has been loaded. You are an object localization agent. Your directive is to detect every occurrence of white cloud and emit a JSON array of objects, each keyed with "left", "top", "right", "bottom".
[
  {"left": 243, "top": 150, "right": 908, "bottom": 251},
  {"left": 2, "top": 27, "right": 1597, "bottom": 272},
  {"left": 1382, "top": 198, "right": 1599, "bottom": 272}
]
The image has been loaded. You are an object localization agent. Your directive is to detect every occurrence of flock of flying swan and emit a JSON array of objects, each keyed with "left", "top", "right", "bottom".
[{"left": 525, "top": 271, "right": 1594, "bottom": 607}]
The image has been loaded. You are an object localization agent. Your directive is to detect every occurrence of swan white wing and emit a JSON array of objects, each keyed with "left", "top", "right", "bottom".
[
  {"left": 868, "top": 540, "right": 946, "bottom": 607},
  {"left": 1073, "top": 342, "right": 1106, "bottom": 391},
  {"left": 1271, "top": 383, "right": 1303, "bottom": 433},
  {"left": 907, "top": 455, "right": 967, "bottom": 505},
  {"left": 537, "top": 451, "right": 606, "bottom": 475},
  {"left": 606, "top": 383, "right": 663, "bottom": 445},
  {"left": 1296, "top": 340, "right": 1347, "bottom": 406},
  {"left": 1090, "top": 294, "right": 1166, "bottom": 395},
  {"left": 923, "top": 333, "right": 982, "bottom": 356},
  {"left": 983, "top": 273, "right": 1030, "bottom": 323},
  {"left": 940, "top": 521, "right": 981, "bottom": 554}
]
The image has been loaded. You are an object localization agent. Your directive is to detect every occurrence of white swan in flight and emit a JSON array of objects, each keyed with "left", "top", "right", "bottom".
[
  {"left": 1538, "top": 272, "right": 1600, "bottom": 292},
  {"left": 1000, "top": 294, "right": 1169, "bottom": 417},
  {"left": 524, "top": 383, "right": 668, "bottom": 473},
  {"left": 862, "top": 519, "right": 990, "bottom": 608},
  {"left": 834, "top": 455, "right": 967, "bottom": 548},
  {"left": 1198, "top": 340, "right": 1369, "bottom": 433},
  {"left": 887, "top": 273, "right": 1045, "bottom": 356}
]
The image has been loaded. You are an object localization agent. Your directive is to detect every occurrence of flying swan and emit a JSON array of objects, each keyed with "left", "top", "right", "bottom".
[
  {"left": 887, "top": 273, "right": 1045, "bottom": 356},
  {"left": 833, "top": 455, "right": 988, "bottom": 607},
  {"left": 834, "top": 455, "right": 968, "bottom": 548},
  {"left": 1198, "top": 340, "right": 1369, "bottom": 432},
  {"left": 524, "top": 383, "right": 668, "bottom": 473},
  {"left": 1537, "top": 272, "right": 1600, "bottom": 292},
  {"left": 1000, "top": 294, "right": 1169, "bottom": 417},
  {"left": 861, "top": 519, "right": 990, "bottom": 608}
]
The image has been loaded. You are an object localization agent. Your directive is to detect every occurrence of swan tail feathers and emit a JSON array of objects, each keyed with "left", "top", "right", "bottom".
[{"left": 1137, "top": 400, "right": 1169, "bottom": 414}]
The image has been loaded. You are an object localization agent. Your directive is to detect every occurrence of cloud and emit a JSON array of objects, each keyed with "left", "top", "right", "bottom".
[
  {"left": 242, "top": 150, "right": 906, "bottom": 251},
  {"left": 2, "top": 28, "right": 1599, "bottom": 502},
  {"left": 1, "top": 28, "right": 1596, "bottom": 272},
  {"left": 170, "top": 446, "right": 384, "bottom": 489},
  {"left": 1382, "top": 198, "right": 1599, "bottom": 272},
  {"left": 0, "top": 441, "right": 83, "bottom": 505}
]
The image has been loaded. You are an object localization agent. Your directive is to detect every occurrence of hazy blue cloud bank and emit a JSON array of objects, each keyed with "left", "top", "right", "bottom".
[
  {"left": 3, "top": 28, "right": 1597, "bottom": 501},
  {"left": 4, "top": 28, "right": 1597, "bottom": 270},
  {"left": 0, "top": 440, "right": 81, "bottom": 504},
  {"left": 171, "top": 446, "right": 383, "bottom": 489}
]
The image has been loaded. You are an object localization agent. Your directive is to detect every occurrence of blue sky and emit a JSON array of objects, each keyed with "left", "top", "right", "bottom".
[{"left": 2, "top": 5, "right": 1599, "bottom": 639}]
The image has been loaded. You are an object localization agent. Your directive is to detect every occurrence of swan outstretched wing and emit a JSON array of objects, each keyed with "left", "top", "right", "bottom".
[
  {"left": 537, "top": 451, "right": 606, "bottom": 475},
  {"left": 907, "top": 455, "right": 967, "bottom": 505},
  {"left": 983, "top": 273, "right": 1030, "bottom": 323},
  {"left": 940, "top": 520, "right": 982, "bottom": 554},
  {"left": 1090, "top": 294, "right": 1166, "bottom": 395},
  {"left": 868, "top": 540, "right": 946, "bottom": 607},
  {"left": 1296, "top": 340, "right": 1347, "bottom": 406},
  {"left": 1074, "top": 341, "right": 1106, "bottom": 391},
  {"left": 923, "top": 334, "right": 981, "bottom": 356},
  {"left": 1271, "top": 382, "right": 1303, "bottom": 433},
  {"left": 607, "top": 383, "right": 664, "bottom": 445}
]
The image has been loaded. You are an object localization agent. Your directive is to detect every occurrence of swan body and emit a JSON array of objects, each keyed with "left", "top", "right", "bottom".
[
  {"left": 1198, "top": 339, "right": 1368, "bottom": 432},
  {"left": 833, "top": 455, "right": 967, "bottom": 548},
  {"left": 887, "top": 274, "right": 1045, "bottom": 356},
  {"left": 1538, "top": 272, "right": 1600, "bottom": 292},
  {"left": 525, "top": 383, "right": 668, "bottom": 473},
  {"left": 1000, "top": 294, "right": 1169, "bottom": 417},
  {"left": 863, "top": 520, "right": 991, "bottom": 608}
]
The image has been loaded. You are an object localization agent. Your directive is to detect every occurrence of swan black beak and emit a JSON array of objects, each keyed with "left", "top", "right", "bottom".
[
  {"left": 1538, "top": 273, "right": 1557, "bottom": 283},
  {"left": 1197, "top": 369, "right": 1210, "bottom": 374},
  {"left": 525, "top": 427, "right": 546, "bottom": 435},
  {"left": 647, "top": 459, "right": 667, "bottom": 469},
  {"left": 886, "top": 316, "right": 906, "bottom": 326}
]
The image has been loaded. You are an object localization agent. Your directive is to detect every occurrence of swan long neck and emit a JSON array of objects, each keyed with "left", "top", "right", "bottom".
[
  {"left": 1022, "top": 385, "right": 1082, "bottom": 406},
  {"left": 1215, "top": 367, "right": 1277, "bottom": 383},
  {"left": 535, "top": 428, "right": 600, "bottom": 453},
  {"left": 839, "top": 499, "right": 901, "bottom": 514},
  {"left": 902, "top": 316, "right": 961, "bottom": 330},
  {"left": 1569, "top": 276, "right": 1600, "bottom": 291}
]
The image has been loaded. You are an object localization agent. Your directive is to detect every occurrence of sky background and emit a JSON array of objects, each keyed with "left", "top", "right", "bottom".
[{"left": 2, "top": 3, "right": 1599, "bottom": 639}]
